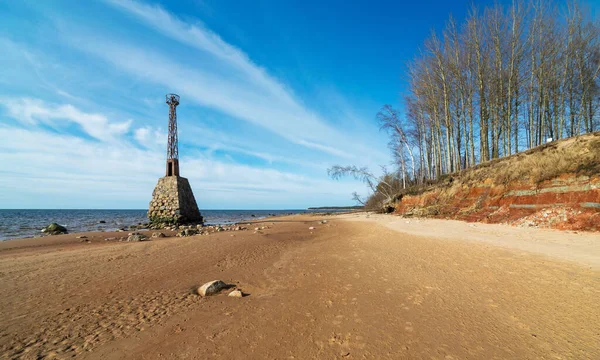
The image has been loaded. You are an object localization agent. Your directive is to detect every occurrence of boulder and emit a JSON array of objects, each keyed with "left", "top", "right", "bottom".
[
  {"left": 197, "top": 280, "right": 228, "bottom": 296},
  {"left": 127, "top": 234, "right": 148, "bottom": 242},
  {"left": 44, "top": 223, "right": 68, "bottom": 235},
  {"left": 151, "top": 232, "right": 166, "bottom": 238}
]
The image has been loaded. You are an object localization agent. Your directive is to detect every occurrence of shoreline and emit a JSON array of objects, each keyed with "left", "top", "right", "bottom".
[
  {"left": 1, "top": 213, "right": 598, "bottom": 359},
  {"left": 0, "top": 210, "right": 361, "bottom": 243},
  {"left": 0, "top": 209, "right": 342, "bottom": 242}
]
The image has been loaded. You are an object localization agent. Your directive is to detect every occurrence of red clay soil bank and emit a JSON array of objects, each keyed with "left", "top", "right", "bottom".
[{"left": 395, "top": 174, "right": 600, "bottom": 231}]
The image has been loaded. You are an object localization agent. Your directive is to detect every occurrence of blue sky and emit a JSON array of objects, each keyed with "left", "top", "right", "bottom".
[{"left": 2, "top": 0, "right": 596, "bottom": 209}]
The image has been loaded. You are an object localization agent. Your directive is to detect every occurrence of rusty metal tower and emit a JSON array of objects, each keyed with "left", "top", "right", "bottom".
[{"left": 166, "top": 93, "right": 180, "bottom": 177}]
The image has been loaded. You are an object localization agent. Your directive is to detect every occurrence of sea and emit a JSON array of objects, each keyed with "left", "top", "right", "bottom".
[{"left": 0, "top": 209, "right": 323, "bottom": 241}]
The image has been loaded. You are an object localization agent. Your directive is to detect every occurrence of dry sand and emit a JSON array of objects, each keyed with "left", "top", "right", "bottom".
[{"left": 0, "top": 214, "right": 599, "bottom": 359}]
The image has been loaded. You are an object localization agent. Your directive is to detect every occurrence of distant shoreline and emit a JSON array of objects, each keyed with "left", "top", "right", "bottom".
[{"left": 307, "top": 206, "right": 363, "bottom": 211}]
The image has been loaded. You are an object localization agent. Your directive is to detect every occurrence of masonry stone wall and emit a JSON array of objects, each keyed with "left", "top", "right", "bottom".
[{"left": 148, "top": 176, "right": 203, "bottom": 225}]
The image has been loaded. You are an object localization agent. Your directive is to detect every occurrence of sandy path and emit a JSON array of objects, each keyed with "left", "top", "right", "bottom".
[
  {"left": 1, "top": 215, "right": 599, "bottom": 359},
  {"left": 343, "top": 213, "right": 600, "bottom": 270}
]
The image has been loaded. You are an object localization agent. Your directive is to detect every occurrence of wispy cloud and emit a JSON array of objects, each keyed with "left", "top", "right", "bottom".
[
  {"left": 1, "top": 97, "right": 132, "bottom": 141},
  {"left": 134, "top": 125, "right": 166, "bottom": 150},
  {"left": 0, "top": 98, "right": 360, "bottom": 208},
  {"left": 62, "top": 0, "right": 358, "bottom": 158},
  {"left": 0, "top": 1, "right": 383, "bottom": 209},
  {"left": 105, "top": 0, "right": 293, "bottom": 105}
]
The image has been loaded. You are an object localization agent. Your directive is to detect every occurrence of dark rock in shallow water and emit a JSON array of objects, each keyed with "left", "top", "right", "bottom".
[
  {"left": 98, "top": 220, "right": 106, "bottom": 224},
  {"left": 43, "top": 223, "right": 68, "bottom": 235}
]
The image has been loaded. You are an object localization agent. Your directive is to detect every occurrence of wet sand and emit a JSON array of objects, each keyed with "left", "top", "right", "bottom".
[{"left": 1, "top": 214, "right": 599, "bottom": 359}]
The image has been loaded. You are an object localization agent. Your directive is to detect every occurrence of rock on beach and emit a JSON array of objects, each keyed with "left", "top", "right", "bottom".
[
  {"left": 127, "top": 233, "right": 148, "bottom": 242},
  {"left": 197, "top": 280, "right": 228, "bottom": 296},
  {"left": 228, "top": 290, "right": 244, "bottom": 298}
]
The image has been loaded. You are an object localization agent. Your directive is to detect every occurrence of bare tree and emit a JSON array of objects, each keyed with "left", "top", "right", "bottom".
[
  {"left": 328, "top": 165, "right": 400, "bottom": 209},
  {"left": 377, "top": 104, "right": 416, "bottom": 187}
]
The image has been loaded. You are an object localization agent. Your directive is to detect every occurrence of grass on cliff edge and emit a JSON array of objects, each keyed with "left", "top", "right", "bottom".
[{"left": 406, "top": 131, "right": 600, "bottom": 196}]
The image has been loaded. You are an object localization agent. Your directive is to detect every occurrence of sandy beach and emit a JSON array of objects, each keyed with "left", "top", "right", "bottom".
[{"left": 1, "top": 213, "right": 599, "bottom": 359}]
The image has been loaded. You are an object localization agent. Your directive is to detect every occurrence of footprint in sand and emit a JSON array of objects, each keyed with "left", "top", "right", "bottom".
[{"left": 333, "top": 314, "right": 345, "bottom": 325}]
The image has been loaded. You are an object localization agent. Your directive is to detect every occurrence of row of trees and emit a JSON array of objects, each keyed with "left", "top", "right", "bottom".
[{"left": 386, "top": 0, "right": 600, "bottom": 186}]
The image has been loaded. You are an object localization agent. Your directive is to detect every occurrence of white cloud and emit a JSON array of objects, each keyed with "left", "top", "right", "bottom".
[
  {"left": 105, "top": 0, "right": 293, "bottom": 105},
  {"left": 0, "top": 99, "right": 363, "bottom": 208},
  {"left": 0, "top": 3, "right": 388, "bottom": 209},
  {"left": 64, "top": 1, "right": 361, "bottom": 159},
  {"left": 1, "top": 97, "right": 132, "bottom": 141},
  {"left": 134, "top": 125, "right": 166, "bottom": 150},
  {"left": 67, "top": 36, "right": 354, "bottom": 157}
]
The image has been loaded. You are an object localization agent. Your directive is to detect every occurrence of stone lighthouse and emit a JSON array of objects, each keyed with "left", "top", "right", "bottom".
[{"left": 148, "top": 94, "right": 203, "bottom": 226}]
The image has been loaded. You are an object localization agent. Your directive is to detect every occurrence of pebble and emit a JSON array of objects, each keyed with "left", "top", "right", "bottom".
[
  {"left": 228, "top": 290, "right": 243, "bottom": 298},
  {"left": 309, "top": 227, "right": 316, "bottom": 230}
]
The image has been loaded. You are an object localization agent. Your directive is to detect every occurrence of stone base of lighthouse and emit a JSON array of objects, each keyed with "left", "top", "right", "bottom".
[{"left": 148, "top": 176, "right": 203, "bottom": 226}]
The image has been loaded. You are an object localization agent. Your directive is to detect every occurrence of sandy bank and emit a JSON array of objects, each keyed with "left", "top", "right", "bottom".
[{"left": 0, "top": 214, "right": 598, "bottom": 359}]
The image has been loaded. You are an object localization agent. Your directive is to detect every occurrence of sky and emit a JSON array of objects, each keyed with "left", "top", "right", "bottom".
[{"left": 2, "top": 0, "right": 596, "bottom": 210}]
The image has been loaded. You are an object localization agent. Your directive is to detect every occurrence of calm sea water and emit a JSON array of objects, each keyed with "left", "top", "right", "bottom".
[{"left": 0, "top": 209, "right": 318, "bottom": 241}]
